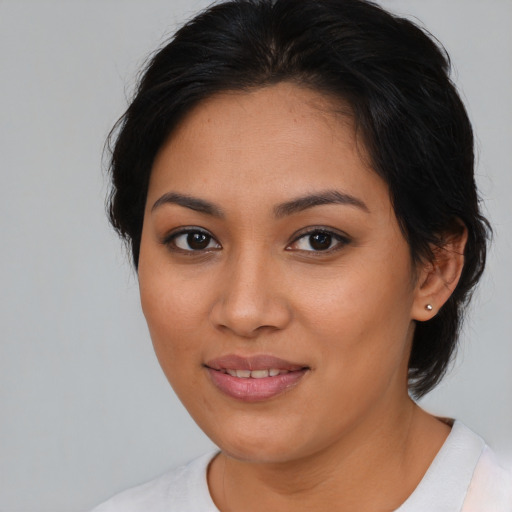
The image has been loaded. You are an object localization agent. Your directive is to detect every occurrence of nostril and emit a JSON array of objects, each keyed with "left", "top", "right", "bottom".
[{"left": 209, "top": 293, "right": 292, "bottom": 338}]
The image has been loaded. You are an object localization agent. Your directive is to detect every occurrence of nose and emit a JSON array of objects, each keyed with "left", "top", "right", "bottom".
[{"left": 209, "top": 250, "right": 292, "bottom": 338}]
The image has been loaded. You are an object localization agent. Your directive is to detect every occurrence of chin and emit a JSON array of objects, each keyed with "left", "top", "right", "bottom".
[
  {"left": 204, "top": 416, "right": 321, "bottom": 465},
  {"left": 220, "top": 440, "right": 300, "bottom": 465}
]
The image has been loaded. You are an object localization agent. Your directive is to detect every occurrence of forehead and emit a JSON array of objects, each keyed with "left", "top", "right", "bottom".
[
  {"left": 148, "top": 82, "right": 388, "bottom": 213},
  {"left": 161, "top": 82, "right": 357, "bottom": 157}
]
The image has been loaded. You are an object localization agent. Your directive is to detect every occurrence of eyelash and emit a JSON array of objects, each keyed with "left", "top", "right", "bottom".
[
  {"left": 162, "top": 227, "right": 351, "bottom": 255},
  {"left": 162, "top": 227, "right": 221, "bottom": 254},
  {"left": 287, "top": 228, "right": 351, "bottom": 254}
]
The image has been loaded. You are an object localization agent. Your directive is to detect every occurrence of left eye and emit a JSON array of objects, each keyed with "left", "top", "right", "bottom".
[{"left": 289, "top": 231, "right": 348, "bottom": 252}]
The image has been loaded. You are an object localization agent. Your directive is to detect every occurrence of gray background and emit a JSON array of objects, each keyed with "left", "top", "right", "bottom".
[{"left": 1, "top": 1, "right": 510, "bottom": 511}]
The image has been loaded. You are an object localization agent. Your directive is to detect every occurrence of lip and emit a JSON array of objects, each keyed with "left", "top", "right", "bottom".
[
  {"left": 205, "top": 354, "right": 309, "bottom": 402},
  {"left": 205, "top": 354, "right": 306, "bottom": 372}
]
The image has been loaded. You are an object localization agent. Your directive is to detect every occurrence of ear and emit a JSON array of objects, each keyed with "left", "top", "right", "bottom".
[{"left": 412, "top": 223, "right": 468, "bottom": 321}]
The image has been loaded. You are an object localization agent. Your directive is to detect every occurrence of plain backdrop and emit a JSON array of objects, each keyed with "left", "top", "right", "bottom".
[{"left": 0, "top": 1, "right": 511, "bottom": 511}]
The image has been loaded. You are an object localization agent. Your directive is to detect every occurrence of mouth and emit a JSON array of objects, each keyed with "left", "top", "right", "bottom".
[
  {"left": 217, "top": 368, "right": 293, "bottom": 378},
  {"left": 204, "top": 354, "right": 310, "bottom": 402}
]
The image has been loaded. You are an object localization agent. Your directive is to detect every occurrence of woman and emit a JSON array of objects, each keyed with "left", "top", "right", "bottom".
[{"left": 93, "top": 0, "right": 511, "bottom": 509}]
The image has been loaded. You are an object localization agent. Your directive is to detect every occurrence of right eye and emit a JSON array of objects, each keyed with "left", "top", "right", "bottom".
[{"left": 165, "top": 228, "right": 221, "bottom": 253}]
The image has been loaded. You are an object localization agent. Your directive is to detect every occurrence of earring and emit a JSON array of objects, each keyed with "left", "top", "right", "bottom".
[{"left": 425, "top": 304, "right": 433, "bottom": 311}]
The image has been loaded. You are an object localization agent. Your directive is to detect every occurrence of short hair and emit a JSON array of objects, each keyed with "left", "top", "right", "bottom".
[{"left": 106, "top": 0, "right": 490, "bottom": 397}]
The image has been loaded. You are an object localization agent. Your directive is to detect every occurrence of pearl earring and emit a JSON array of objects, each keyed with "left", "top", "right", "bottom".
[{"left": 425, "top": 304, "right": 433, "bottom": 311}]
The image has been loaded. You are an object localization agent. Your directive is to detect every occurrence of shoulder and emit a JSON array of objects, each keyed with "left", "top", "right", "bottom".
[
  {"left": 462, "top": 444, "right": 512, "bottom": 511},
  {"left": 397, "top": 420, "right": 512, "bottom": 512},
  {"left": 90, "top": 451, "right": 219, "bottom": 512}
]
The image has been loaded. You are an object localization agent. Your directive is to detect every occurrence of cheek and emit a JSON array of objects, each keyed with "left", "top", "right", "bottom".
[
  {"left": 139, "top": 275, "right": 211, "bottom": 407},
  {"left": 297, "top": 264, "right": 414, "bottom": 335},
  {"left": 138, "top": 259, "right": 211, "bottom": 366},
  {"left": 294, "top": 254, "right": 415, "bottom": 379}
]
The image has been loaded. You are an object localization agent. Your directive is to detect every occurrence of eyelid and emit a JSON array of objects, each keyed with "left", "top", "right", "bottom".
[
  {"left": 286, "top": 226, "right": 351, "bottom": 253},
  {"left": 160, "top": 225, "right": 349, "bottom": 254},
  {"left": 162, "top": 226, "right": 221, "bottom": 253}
]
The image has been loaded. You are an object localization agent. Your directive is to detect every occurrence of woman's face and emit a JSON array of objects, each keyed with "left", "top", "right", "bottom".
[{"left": 138, "top": 83, "right": 425, "bottom": 463}]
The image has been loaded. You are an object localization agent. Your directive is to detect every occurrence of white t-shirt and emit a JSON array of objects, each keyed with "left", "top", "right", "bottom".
[{"left": 91, "top": 422, "right": 512, "bottom": 511}]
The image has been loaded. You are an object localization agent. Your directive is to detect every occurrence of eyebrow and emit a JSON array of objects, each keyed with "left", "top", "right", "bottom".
[
  {"left": 274, "top": 190, "right": 369, "bottom": 218},
  {"left": 151, "top": 189, "right": 369, "bottom": 219},
  {"left": 151, "top": 192, "right": 224, "bottom": 218}
]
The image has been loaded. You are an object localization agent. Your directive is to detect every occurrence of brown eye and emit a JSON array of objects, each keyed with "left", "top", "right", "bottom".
[
  {"left": 309, "top": 233, "right": 332, "bottom": 251},
  {"left": 288, "top": 229, "right": 350, "bottom": 253},
  {"left": 187, "top": 232, "right": 210, "bottom": 250},
  {"left": 168, "top": 229, "right": 221, "bottom": 252}
]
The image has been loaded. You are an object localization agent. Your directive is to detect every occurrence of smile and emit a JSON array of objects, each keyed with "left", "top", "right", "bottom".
[
  {"left": 219, "top": 368, "right": 290, "bottom": 378},
  {"left": 205, "top": 354, "right": 310, "bottom": 402}
]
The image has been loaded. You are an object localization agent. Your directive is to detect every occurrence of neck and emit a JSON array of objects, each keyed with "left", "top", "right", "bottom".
[{"left": 208, "top": 400, "right": 450, "bottom": 512}]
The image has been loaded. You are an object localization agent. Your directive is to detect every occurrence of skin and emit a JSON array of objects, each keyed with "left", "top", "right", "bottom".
[{"left": 138, "top": 82, "right": 466, "bottom": 511}]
